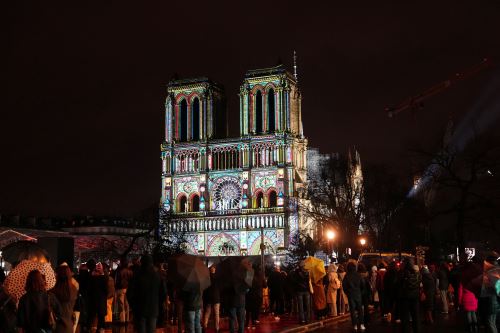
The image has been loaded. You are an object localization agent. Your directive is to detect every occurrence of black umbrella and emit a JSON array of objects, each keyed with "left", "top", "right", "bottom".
[
  {"left": 216, "top": 256, "right": 254, "bottom": 290},
  {"left": 167, "top": 254, "right": 211, "bottom": 292},
  {"left": 1, "top": 240, "right": 49, "bottom": 264}
]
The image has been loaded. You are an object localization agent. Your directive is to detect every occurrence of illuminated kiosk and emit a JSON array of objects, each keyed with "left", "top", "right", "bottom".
[{"left": 160, "top": 64, "right": 310, "bottom": 258}]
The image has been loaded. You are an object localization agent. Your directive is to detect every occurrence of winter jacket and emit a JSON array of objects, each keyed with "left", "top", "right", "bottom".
[
  {"left": 437, "top": 268, "right": 449, "bottom": 291},
  {"left": 376, "top": 268, "right": 386, "bottom": 292},
  {"left": 400, "top": 269, "right": 420, "bottom": 299},
  {"left": 127, "top": 267, "right": 166, "bottom": 318},
  {"left": 292, "top": 268, "right": 311, "bottom": 293},
  {"left": 17, "top": 291, "right": 62, "bottom": 333},
  {"left": 459, "top": 284, "right": 478, "bottom": 312},
  {"left": 342, "top": 271, "right": 363, "bottom": 302},
  {"left": 203, "top": 272, "right": 221, "bottom": 304}
]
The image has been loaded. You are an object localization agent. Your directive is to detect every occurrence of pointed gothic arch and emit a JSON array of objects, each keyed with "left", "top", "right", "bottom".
[
  {"left": 191, "top": 97, "right": 200, "bottom": 141},
  {"left": 255, "top": 191, "right": 264, "bottom": 208},
  {"left": 268, "top": 189, "right": 277, "bottom": 207},
  {"left": 255, "top": 90, "right": 263, "bottom": 134},
  {"left": 267, "top": 88, "right": 275, "bottom": 132},
  {"left": 177, "top": 194, "right": 187, "bottom": 213},
  {"left": 180, "top": 99, "right": 188, "bottom": 142},
  {"left": 191, "top": 194, "right": 200, "bottom": 212}
]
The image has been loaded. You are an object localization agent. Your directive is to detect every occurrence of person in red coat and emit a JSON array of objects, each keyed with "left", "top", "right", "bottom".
[{"left": 459, "top": 283, "right": 478, "bottom": 333}]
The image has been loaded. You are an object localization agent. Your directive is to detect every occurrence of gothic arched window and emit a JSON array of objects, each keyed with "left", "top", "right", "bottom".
[
  {"left": 268, "top": 88, "right": 275, "bottom": 132},
  {"left": 255, "top": 90, "right": 263, "bottom": 134},
  {"left": 268, "top": 190, "right": 277, "bottom": 207},
  {"left": 256, "top": 192, "right": 264, "bottom": 208},
  {"left": 192, "top": 97, "right": 200, "bottom": 141},
  {"left": 178, "top": 195, "right": 187, "bottom": 213},
  {"left": 191, "top": 194, "right": 200, "bottom": 212},
  {"left": 180, "top": 99, "right": 188, "bottom": 142}
]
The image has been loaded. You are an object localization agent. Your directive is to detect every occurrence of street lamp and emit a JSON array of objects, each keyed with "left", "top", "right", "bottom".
[
  {"left": 359, "top": 237, "right": 367, "bottom": 254},
  {"left": 326, "top": 230, "right": 336, "bottom": 264}
]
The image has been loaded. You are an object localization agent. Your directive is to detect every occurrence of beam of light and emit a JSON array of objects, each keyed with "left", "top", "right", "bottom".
[{"left": 408, "top": 68, "right": 500, "bottom": 198}]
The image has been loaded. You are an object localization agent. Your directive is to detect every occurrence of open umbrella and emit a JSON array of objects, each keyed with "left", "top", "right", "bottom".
[
  {"left": 1, "top": 240, "right": 49, "bottom": 264},
  {"left": 167, "top": 254, "right": 211, "bottom": 292},
  {"left": 482, "top": 257, "right": 500, "bottom": 298},
  {"left": 461, "top": 261, "right": 484, "bottom": 299},
  {"left": 303, "top": 256, "right": 326, "bottom": 283},
  {"left": 216, "top": 256, "right": 254, "bottom": 289},
  {"left": 4, "top": 259, "right": 56, "bottom": 302}
]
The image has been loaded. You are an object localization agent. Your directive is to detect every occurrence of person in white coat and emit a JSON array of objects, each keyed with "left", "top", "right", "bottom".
[{"left": 326, "top": 264, "right": 341, "bottom": 317}]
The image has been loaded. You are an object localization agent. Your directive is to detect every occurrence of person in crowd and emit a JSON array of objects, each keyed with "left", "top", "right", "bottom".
[
  {"left": 376, "top": 262, "right": 387, "bottom": 318},
  {"left": 50, "top": 265, "right": 78, "bottom": 333},
  {"left": 87, "top": 262, "right": 108, "bottom": 333},
  {"left": 115, "top": 256, "right": 133, "bottom": 324},
  {"left": 76, "top": 263, "right": 91, "bottom": 333},
  {"left": 342, "top": 262, "right": 365, "bottom": 331},
  {"left": 311, "top": 271, "right": 327, "bottom": 320},
  {"left": 384, "top": 261, "right": 399, "bottom": 323},
  {"left": 245, "top": 265, "right": 266, "bottom": 329},
  {"left": 437, "top": 262, "right": 450, "bottom": 314},
  {"left": 292, "top": 260, "right": 312, "bottom": 324},
  {"left": 358, "top": 263, "right": 372, "bottom": 326},
  {"left": 0, "top": 267, "right": 17, "bottom": 333},
  {"left": 421, "top": 265, "right": 436, "bottom": 324},
  {"left": 181, "top": 287, "right": 202, "bottom": 333},
  {"left": 326, "top": 264, "right": 341, "bottom": 317},
  {"left": 267, "top": 265, "right": 285, "bottom": 321},
  {"left": 478, "top": 255, "right": 499, "bottom": 333},
  {"left": 127, "top": 254, "right": 166, "bottom": 333},
  {"left": 337, "top": 264, "right": 348, "bottom": 315},
  {"left": 459, "top": 280, "right": 479, "bottom": 333},
  {"left": 17, "top": 269, "right": 62, "bottom": 333},
  {"left": 369, "top": 265, "right": 379, "bottom": 309},
  {"left": 226, "top": 274, "right": 250, "bottom": 333},
  {"left": 155, "top": 260, "right": 168, "bottom": 329},
  {"left": 203, "top": 265, "right": 221, "bottom": 333},
  {"left": 449, "top": 262, "right": 461, "bottom": 311},
  {"left": 399, "top": 261, "right": 421, "bottom": 333},
  {"left": 102, "top": 263, "right": 115, "bottom": 327}
]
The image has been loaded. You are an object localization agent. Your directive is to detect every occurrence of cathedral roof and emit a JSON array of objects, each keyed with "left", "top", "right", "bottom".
[
  {"left": 167, "top": 77, "right": 223, "bottom": 90},
  {"left": 244, "top": 64, "right": 294, "bottom": 81}
]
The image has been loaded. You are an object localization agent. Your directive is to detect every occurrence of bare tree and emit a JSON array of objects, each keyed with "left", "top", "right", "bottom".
[
  {"left": 414, "top": 135, "right": 500, "bottom": 261},
  {"left": 304, "top": 152, "right": 364, "bottom": 254}
]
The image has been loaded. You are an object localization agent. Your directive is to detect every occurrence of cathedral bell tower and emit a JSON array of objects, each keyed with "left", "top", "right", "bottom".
[
  {"left": 239, "top": 64, "right": 303, "bottom": 138},
  {"left": 165, "top": 77, "right": 226, "bottom": 143}
]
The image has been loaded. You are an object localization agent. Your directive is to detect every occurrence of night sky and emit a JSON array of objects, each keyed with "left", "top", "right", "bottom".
[{"left": 3, "top": 1, "right": 500, "bottom": 217}]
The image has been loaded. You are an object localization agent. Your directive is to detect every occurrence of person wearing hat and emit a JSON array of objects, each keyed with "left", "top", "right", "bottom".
[
  {"left": 87, "top": 262, "right": 108, "bottom": 333},
  {"left": 326, "top": 264, "right": 341, "bottom": 317}
]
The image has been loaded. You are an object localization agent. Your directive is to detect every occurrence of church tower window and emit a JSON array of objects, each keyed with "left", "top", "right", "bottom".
[
  {"left": 268, "top": 190, "right": 277, "bottom": 207},
  {"left": 191, "top": 194, "right": 200, "bottom": 212},
  {"left": 268, "top": 88, "right": 275, "bottom": 132},
  {"left": 192, "top": 97, "right": 200, "bottom": 141},
  {"left": 180, "top": 99, "right": 188, "bottom": 142},
  {"left": 255, "top": 192, "right": 264, "bottom": 208},
  {"left": 255, "top": 90, "right": 263, "bottom": 134},
  {"left": 178, "top": 195, "right": 187, "bottom": 213}
]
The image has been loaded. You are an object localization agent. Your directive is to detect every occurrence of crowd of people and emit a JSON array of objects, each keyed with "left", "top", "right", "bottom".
[{"left": 0, "top": 252, "right": 499, "bottom": 333}]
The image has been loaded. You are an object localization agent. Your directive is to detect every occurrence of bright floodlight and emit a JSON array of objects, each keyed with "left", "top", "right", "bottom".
[
  {"left": 360, "top": 238, "right": 367, "bottom": 246},
  {"left": 326, "top": 230, "right": 336, "bottom": 240}
]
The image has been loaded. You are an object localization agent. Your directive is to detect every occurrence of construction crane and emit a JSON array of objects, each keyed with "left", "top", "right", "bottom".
[{"left": 386, "top": 58, "right": 492, "bottom": 118}]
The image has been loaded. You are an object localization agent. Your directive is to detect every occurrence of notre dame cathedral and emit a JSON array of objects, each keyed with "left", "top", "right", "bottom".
[{"left": 160, "top": 63, "right": 313, "bottom": 258}]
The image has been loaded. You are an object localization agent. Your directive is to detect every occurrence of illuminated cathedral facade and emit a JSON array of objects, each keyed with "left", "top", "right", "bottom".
[{"left": 160, "top": 64, "right": 310, "bottom": 257}]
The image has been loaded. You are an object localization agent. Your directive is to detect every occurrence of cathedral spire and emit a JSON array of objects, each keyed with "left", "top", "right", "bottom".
[{"left": 293, "top": 50, "right": 298, "bottom": 83}]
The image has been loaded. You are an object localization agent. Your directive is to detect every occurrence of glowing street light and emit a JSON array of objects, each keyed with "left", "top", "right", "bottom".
[
  {"left": 326, "top": 230, "right": 336, "bottom": 264},
  {"left": 326, "top": 230, "right": 336, "bottom": 240},
  {"left": 359, "top": 238, "right": 366, "bottom": 246}
]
